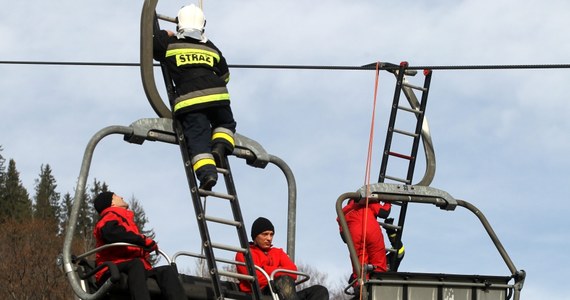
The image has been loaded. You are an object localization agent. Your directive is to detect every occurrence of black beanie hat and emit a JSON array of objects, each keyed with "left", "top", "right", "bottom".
[
  {"left": 251, "top": 217, "right": 274, "bottom": 240},
  {"left": 94, "top": 191, "right": 114, "bottom": 214}
]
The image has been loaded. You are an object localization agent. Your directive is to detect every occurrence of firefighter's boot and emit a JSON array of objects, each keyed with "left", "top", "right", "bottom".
[
  {"left": 193, "top": 154, "right": 218, "bottom": 191},
  {"left": 211, "top": 127, "right": 235, "bottom": 168}
]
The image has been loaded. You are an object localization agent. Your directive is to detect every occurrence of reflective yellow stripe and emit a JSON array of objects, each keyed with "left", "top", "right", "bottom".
[
  {"left": 398, "top": 246, "right": 405, "bottom": 255},
  {"left": 166, "top": 48, "right": 220, "bottom": 67},
  {"left": 174, "top": 93, "right": 230, "bottom": 112},
  {"left": 212, "top": 132, "right": 235, "bottom": 146},
  {"left": 193, "top": 158, "right": 216, "bottom": 171}
]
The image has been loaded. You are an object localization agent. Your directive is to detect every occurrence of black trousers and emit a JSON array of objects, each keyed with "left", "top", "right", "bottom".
[
  {"left": 179, "top": 105, "right": 236, "bottom": 181},
  {"left": 148, "top": 265, "right": 186, "bottom": 300},
  {"left": 179, "top": 105, "right": 236, "bottom": 158},
  {"left": 103, "top": 260, "right": 186, "bottom": 300},
  {"left": 298, "top": 285, "right": 329, "bottom": 300},
  {"left": 270, "top": 276, "right": 329, "bottom": 300}
]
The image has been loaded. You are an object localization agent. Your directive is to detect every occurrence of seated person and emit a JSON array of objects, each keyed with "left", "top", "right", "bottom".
[
  {"left": 235, "top": 217, "right": 329, "bottom": 300},
  {"left": 93, "top": 191, "right": 186, "bottom": 300}
]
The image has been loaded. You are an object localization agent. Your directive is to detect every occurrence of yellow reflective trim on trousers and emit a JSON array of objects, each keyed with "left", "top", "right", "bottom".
[
  {"left": 174, "top": 93, "right": 230, "bottom": 112},
  {"left": 193, "top": 158, "right": 216, "bottom": 171},
  {"left": 212, "top": 132, "right": 235, "bottom": 146}
]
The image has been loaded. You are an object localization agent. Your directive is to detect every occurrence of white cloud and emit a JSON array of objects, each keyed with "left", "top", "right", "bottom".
[{"left": 1, "top": 1, "right": 569, "bottom": 299}]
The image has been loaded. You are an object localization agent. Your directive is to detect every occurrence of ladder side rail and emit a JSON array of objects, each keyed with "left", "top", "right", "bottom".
[
  {"left": 370, "top": 62, "right": 428, "bottom": 271},
  {"left": 374, "top": 62, "right": 419, "bottom": 271},
  {"left": 173, "top": 122, "right": 227, "bottom": 299},
  {"left": 390, "top": 70, "right": 433, "bottom": 271},
  {"left": 218, "top": 157, "right": 263, "bottom": 298},
  {"left": 378, "top": 63, "right": 408, "bottom": 184}
]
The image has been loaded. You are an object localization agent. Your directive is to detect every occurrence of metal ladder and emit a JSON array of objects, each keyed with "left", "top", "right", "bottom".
[
  {"left": 377, "top": 62, "right": 433, "bottom": 271},
  {"left": 153, "top": 16, "right": 262, "bottom": 300},
  {"left": 173, "top": 120, "right": 262, "bottom": 300}
]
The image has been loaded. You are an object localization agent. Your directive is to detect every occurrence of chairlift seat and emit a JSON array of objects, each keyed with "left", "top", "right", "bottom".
[{"left": 77, "top": 259, "right": 271, "bottom": 300}]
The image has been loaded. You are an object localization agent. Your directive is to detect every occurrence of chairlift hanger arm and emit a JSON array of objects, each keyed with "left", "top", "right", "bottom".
[{"left": 358, "top": 183, "right": 458, "bottom": 210}]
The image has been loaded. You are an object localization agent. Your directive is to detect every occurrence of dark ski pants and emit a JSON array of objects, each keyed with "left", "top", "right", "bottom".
[
  {"left": 101, "top": 259, "right": 186, "bottom": 300},
  {"left": 179, "top": 105, "right": 236, "bottom": 158}
]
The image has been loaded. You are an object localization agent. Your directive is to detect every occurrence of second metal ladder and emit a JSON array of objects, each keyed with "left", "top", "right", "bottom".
[{"left": 377, "top": 62, "right": 433, "bottom": 271}]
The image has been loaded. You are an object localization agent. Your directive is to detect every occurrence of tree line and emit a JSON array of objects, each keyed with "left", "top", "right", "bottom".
[
  {"left": 0, "top": 145, "right": 154, "bottom": 299},
  {"left": 0, "top": 145, "right": 349, "bottom": 299}
]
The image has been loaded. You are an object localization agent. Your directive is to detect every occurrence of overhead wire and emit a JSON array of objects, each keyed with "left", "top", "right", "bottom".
[{"left": 1, "top": 60, "right": 570, "bottom": 71}]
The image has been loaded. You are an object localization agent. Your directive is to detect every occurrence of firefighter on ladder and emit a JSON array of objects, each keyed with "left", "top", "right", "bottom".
[{"left": 153, "top": 4, "right": 236, "bottom": 190}]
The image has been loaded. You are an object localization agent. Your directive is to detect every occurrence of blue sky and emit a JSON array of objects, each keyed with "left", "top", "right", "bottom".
[{"left": 1, "top": 0, "right": 569, "bottom": 299}]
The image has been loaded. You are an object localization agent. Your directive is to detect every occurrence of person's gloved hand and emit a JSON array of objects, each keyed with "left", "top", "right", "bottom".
[
  {"left": 143, "top": 238, "right": 158, "bottom": 253},
  {"left": 384, "top": 218, "right": 396, "bottom": 235}
]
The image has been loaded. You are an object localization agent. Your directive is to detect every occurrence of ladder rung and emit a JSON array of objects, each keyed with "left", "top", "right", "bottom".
[
  {"left": 216, "top": 167, "right": 230, "bottom": 175},
  {"left": 198, "top": 189, "right": 236, "bottom": 200},
  {"left": 378, "top": 221, "right": 402, "bottom": 231},
  {"left": 210, "top": 242, "right": 247, "bottom": 253},
  {"left": 402, "top": 81, "right": 428, "bottom": 92},
  {"left": 383, "top": 175, "right": 410, "bottom": 184},
  {"left": 397, "top": 105, "right": 422, "bottom": 115},
  {"left": 218, "top": 270, "right": 255, "bottom": 281},
  {"left": 388, "top": 151, "right": 413, "bottom": 160},
  {"left": 392, "top": 128, "right": 419, "bottom": 138},
  {"left": 204, "top": 215, "right": 242, "bottom": 227}
]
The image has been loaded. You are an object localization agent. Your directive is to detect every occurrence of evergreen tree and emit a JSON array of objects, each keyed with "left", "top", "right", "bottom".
[
  {"left": 129, "top": 195, "right": 158, "bottom": 265},
  {"left": 0, "top": 145, "right": 5, "bottom": 186},
  {"left": 129, "top": 195, "right": 156, "bottom": 240},
  {"left": 59, "top": 192, "right": 73, "bottom": 236},
  {"left": 0, "top": 146, "right": 6, "bottom": 216},
  {"left": 33, "top": 164, "right": 61, "bottom": 226},
  {"left": 79, "top": 178, "right": 109, "bottom": 250},
  {"left": 0, "top": 159, "right": 32, "bottom": 221}
]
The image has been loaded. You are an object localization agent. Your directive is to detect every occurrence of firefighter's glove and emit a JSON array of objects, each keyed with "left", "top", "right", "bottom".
[
  {"left": 384, "top": 218, "right": 396, "bottom": 235},
  {"left": 378, "top": 207, "right": 391, "bottom": 219},
  {"left": 143, "top": 238, "right": 159, "bottom": 253}
]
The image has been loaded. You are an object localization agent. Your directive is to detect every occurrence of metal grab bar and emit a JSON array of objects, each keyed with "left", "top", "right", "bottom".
[{"left": 335, "top": 183, "right": 525, "bottom": 300}]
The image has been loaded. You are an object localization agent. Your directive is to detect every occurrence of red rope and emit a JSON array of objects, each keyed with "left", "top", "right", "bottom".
[{"left": 358, "top": 61, "right": 382, "bottom": 299}]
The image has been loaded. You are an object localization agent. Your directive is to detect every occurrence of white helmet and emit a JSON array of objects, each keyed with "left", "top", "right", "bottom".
[
  {"left": 178, "top": 4, "right": 205, "bottom": 30},
  {"left": 176, "top": 4, "right": 207, "bottom": 41}
]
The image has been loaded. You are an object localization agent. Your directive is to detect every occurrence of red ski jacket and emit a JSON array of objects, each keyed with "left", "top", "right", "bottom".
[
  {"left": 93, "top": 207, "right": 153, "bottom": 282},
  {"left": 235, "top": 243, "right": 298, "bottom": 293}
]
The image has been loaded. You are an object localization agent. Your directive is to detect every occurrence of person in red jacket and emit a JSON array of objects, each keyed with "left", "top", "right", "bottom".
[
  {"left": 235, "top": 217, "right": 329, "bottom": 300},
  {"left": 93, "top": 191, "right": 185, "bottom": 300},
  {"left": 338, "top": 198, "right": 391, "bottom": 284}
]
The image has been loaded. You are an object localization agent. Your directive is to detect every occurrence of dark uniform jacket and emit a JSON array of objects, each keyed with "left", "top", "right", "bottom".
[{"left": 153, "top": 30, "right": 230, "bottom": 115}]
